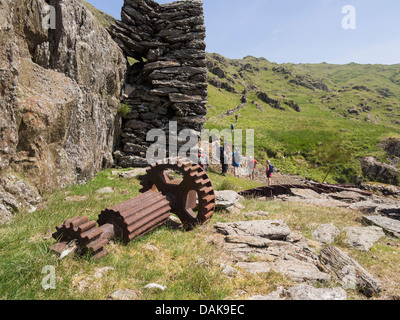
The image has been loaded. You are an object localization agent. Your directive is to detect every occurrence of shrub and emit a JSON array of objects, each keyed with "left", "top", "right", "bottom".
[{"left": 117, "top": 103, "right": 131, "bottom": 117}]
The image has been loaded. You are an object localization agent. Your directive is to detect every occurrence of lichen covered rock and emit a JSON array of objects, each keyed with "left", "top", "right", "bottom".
[{"left": 0, "top": 0, "right": 126, "bottom": 222}]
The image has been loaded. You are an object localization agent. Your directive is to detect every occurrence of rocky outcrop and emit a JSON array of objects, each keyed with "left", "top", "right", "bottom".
[
  {"left": 0, "top": 173, "right": 42, "bottom": 224},
  {"left": 383, "top": 138, "right": 400, "bottom": 157},
  {"left": 214, "top": 190, "right": 242, "bottom": 211},
  {"left": 363, "top": 215, "right": 400, "bottom": 238},
  {"left": 256, "top": 91, "right": 283, "bottom": 110},
  {"left": 289, "top": 74, "right": 330, "bottom": 92},
  {"left": 209, "top": 77, "right": 238, "bottom": 94},
  {"left": 214, "top": 220, "right": 292, "bottom": 241},
  {"left": 361, "top": 157, "right": 399, "bottom": 185},
  {"left": 249, "top": 285, "right": 347, "bottom": 301},
  {"left": 0, "top": 0, "right": 126, "bottom": 222},
  {"left": 109, "top": 0, "right": 208, "bottom": 166},
  {"left": 209, "top": 66, "right": 225, "bottom": 79},
  {"left": 320, "top": 246, "right": 382, "bottom": 297},
  {"left": 284, "top": 99, "right": 301, "bottom": 112},
  {"left": 361, "top": 182, "right": 400, "bottom": 197},
  {"left": 312, "top": 223, "right": 340, "bottom": 245},
  {"left": 343, "top": 226, "right": 385, "bottom": 251},
  {"left": 214, "top": 220, "right": 331, "bottom": 284}
]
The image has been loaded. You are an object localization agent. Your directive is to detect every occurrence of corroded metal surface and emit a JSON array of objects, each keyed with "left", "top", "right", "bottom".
[
  {"left": 51, "top": 158, "right": 216, "bottom": 259},
  {"left": 98, "top": 190, "right": 171, "bottom": 243},
  {"left": 52, "top": 216, "right": 111, "bottom": 259},
  {"left": 139, "top": 157, "right": 216, "bottom": 228},
  {"left": 52, "top": 191, "right": 171, "bottom": 259},
  {"left": 239, "top": 183, "right": 372, "bottom": 198}
]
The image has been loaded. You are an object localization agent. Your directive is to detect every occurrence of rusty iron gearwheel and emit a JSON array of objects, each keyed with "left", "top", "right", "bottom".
[
  {"left": 52, "top": 216, "right": 111, "bottom": 259},
  {"left": 50, "top": 158, "right": 215, "bottom": 259},
  {"left": 98, "top": 190, "right": 171, "bottom": 244},
  {"left": 51, "top": 190, "right": 171, "bottom": 259},
  {"left": 139, "top": 157, "right": 216, "bottom": 228}
]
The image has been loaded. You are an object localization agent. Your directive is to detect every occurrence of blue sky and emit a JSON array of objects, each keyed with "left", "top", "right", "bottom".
[{"left": 86, "top": 0, "right": 400, "bottom": 65}]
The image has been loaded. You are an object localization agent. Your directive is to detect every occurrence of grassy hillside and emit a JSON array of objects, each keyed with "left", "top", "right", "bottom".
[
  {"left": 206, "top": 54, "right": 400, "bottom": 183},
  {"left": 79, "top": 0, "right": 116, "bottom": 29}
]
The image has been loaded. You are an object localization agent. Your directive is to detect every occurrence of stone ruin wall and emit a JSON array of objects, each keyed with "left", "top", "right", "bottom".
[{"left": 109, "top": 0, "right": 208, "bottom": 167}]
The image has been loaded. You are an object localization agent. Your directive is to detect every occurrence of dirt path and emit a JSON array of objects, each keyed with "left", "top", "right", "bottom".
[{"left": 210, "top": 164, "right": 306, "bottom": 186}]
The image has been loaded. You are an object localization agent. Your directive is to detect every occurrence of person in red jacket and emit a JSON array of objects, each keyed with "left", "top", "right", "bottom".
[
  {"left": 246, "top": 156, "right": 258, "bottom": 180},
  {"left": 252, "top": 158, "right": 258, "bottom": 180},
  {"left": 198, "top": 147, "right": 209, "bottom": 171}
]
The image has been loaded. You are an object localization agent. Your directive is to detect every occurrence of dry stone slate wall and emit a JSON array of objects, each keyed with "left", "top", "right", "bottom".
[{"left": 109, "top": 0, "right": 208, "bottom": 167}]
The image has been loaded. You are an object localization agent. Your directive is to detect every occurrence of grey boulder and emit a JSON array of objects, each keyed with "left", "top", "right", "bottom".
[
  {"left": 343, "top": 226, "right": 385, "bottom": 251},
  {"left": 363, "top": 215, "right": 400, "bottom": 238},
  {"left": 312, "top": 223, "right": 341, "bottom": 245},
  {"left": 214, "top": 190, "right": 242, "bottom": 211},
  {"left": 214, "top": 220, "right": 291, "bottom": 241},
  {"left": 249, "top": 285, "right": 347, "bottom": 301}
]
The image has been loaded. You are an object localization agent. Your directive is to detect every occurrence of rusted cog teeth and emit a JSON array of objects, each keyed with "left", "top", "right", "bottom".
[
  {"left": 52, "top": 158, "right": 214, "bottom": 259},
  {"left": 139, "top": 157, "right": 216, "bottom": 227},
  {"left": 98, "top": 190, "right": 171, "bottom": 244},
  {"left": 52, "top": 216, "right": 109, "bottom": 259},
  {"left": 139, "top": 179, "right": 152, "bottom": 193}
]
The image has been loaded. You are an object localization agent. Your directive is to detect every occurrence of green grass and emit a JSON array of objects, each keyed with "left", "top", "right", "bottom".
[
  {"left": 78, "top": 0, "right": 116, "bottom": 29},
  {"left": 0, "top": 169, "right": 265, "bottom": 300},
  {"left": 1, "top": 169, "right": 399, "bottom": 300},
  {"left": 207, "top": 168, "right": 264, "bottom": 192}
]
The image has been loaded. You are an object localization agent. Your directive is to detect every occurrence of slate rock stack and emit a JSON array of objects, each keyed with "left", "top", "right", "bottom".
[{"left": 109, "top": 0, "right": 208, "bottom": 167}]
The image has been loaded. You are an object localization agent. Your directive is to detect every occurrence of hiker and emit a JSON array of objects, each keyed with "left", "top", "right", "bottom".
[
  {"left": 211, "top": 140, "right": 221, "bottom": 165},
  {"left": 231, "top": 123, "right": 235, "bottom": 132},
  {"left": 252, "top": 157, "right": 258, "bottom": 180},
  {"left": 198, "top": 147, "right": 209, "bottom": 171},
  {"left": 246, "top": 156, "right": 258, "bottom": 180},
  {"left": 232, "top": 147, "right": 242, "bottom": 177},
  {"left": 235, "top": 114, "right": 239, "bottom": 122},
  {"left": 266, "top": 160, "right": 274, "bottom": 186},
  {"left": 220, "top": 142, "right": 231, "bottom": 176}
]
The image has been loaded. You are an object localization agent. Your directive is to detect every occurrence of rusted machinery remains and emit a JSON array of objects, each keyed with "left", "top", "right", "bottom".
[
  {"left": 239, "top": 182, "right": 372, "bottom": 198},
  {"left": 51, "top": 157, "right": 216, "bottom": 259},
  {"left": 139, "top": 157, "right": 216, "bottom": 227},
  {"left": 52, "top": 190, "right": 172, "bottom": 259}
]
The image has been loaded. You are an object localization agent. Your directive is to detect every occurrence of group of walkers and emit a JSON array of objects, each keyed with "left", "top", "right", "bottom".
[
  {"left": 197, "top": 140, "right": 274, "bottom": 185},
  {"left": 226, "top": 110, "right": 239, "bottom": 122},
  {"left": 197, "top": 111, "right": 274, "bottom": 185}
]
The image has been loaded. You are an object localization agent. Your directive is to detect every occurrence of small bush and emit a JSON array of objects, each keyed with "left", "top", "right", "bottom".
[{"left": 117, "top": 103, "right": 131, "bottom": 117}]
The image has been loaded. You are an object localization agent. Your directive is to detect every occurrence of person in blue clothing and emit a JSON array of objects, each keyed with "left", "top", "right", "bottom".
[
  {"left": 231, "top": 123, "right": 234, "bottom": 132},
  {"left": 232, "top": 147, "right": 242, "bottom": 177},
  {"left": 266, "top": 160, "right": 274, "bottom": 186}
]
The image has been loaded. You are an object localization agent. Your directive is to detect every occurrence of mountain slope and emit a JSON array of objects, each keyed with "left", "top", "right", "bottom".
[
  {"left": 78, "top": 0, "right": 116, "bottom": 28},
  {"left": 205, "top": 54, "right": 400, "bottom": 183},
  {"left": 82, "top": 2, "right": 399, "bottom": 184}
]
